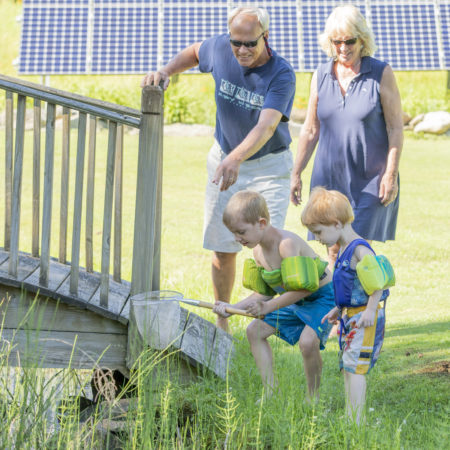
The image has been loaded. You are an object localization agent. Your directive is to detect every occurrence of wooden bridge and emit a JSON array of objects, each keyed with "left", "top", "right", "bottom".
[{"left": 0, "top": 75, "right": 234, "bottom": 381}]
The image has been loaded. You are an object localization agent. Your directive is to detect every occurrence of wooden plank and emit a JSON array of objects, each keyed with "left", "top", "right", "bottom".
[
  {"left": 59, "top": 107, "right": 70, "bottom": 263},
  {"left": 85, "top": 115, "right": 96, "bottom": 273},
  {"left": 0, "top": 74, "right": 140, "bottom": 126},
  {"left": 59, "top": 269, "right": 101, "bottom": 305},
  {"left": 89, "top": 277, "right": 130, "bottom": 319},
  {"left": 69, "top": 112, "right": 87, "bottom": 295},
  {"left": 9, "top": 94, "right": 26, "bottom": 278},
  {"left": 1, "top": 253, "right": 40, "bottom": 282},
  {"left": 1, "top": 288, "right": 127, "bottom": 335},
  {"left": 4, "top": 91, "right": 14, "bottom": 250},
  {"left": 0, "top": 249, "right": 10, "bottom": 266},
  {"left": 152, "top": 117, "right": 163, "bottom": 291},
  {"left": 113, "top": 124, "right": 123, "bottom": 282},
  {"left": 2, "top": 328, "right": 127, "bottom": 370},
  {"left": 32, "top": 99, "right": 41, "bottom": 257},
  {"left": 99, "top": 121, "right": 117, "bottom": 308},
  {"left": 210, "top": 327, "right": 235, "bottom": 378},
  {"left": 180, "top": 312, "right": 217, "bottom": 370},
  {"left": 39, "top": 103, "right": 56, "bottom": 286},
  {"left": 24, "top": 259, "right": 70, "bottom": 294}
]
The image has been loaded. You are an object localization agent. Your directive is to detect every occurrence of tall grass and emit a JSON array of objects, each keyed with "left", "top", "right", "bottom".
[{"left": 0, "top": 134, "right": 448, "bottom": 448}]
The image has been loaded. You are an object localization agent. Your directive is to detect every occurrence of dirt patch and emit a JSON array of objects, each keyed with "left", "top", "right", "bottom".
[{"left": 416, "top": 360, "right": 450, "bottom": 376}]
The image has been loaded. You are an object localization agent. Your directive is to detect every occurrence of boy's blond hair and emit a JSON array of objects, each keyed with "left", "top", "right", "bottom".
[
  {"left": 301, "top": 187, "right": 354, "bottom": 227},
  {"left": 223, "top": 190, "right": 270, "bottom": 228}
]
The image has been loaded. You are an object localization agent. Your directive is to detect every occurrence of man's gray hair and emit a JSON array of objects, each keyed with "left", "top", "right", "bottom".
[{"left": 228, "top": 6, "right": 270, "bottom": 31}]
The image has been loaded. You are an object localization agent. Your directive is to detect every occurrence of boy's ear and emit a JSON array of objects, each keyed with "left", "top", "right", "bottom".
[
  {"left": 335, "top": 220, "right": 343, "bottom": 229},
  {"left": 258, "top": 217, "right": 268, "bottom": 228}
]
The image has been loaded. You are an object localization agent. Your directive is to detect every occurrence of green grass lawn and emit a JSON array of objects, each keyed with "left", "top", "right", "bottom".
[
  {"left": 0, "top": 0, "right": 449, "bottom": 446},
  {"left": 0, "top": 128, "right": 448, "bottom": 448}
]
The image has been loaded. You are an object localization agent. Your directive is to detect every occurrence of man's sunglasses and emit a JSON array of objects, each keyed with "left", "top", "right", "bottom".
[
  {"left": 229, "top": 32, "right": 265, "bottom": 48},
  {"left": 331, "top": 38, "right": 358, "bottom": 46}
]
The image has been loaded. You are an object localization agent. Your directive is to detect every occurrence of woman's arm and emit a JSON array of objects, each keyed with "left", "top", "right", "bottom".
[
  {"left": 290, "top": 71, "right": 320, "bottom": 205},
  {"left": 379, "top": 65, "right": 403, "bottom": 206}
]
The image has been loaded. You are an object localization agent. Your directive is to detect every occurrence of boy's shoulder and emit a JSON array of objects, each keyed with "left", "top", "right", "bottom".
[{"left": 278, "top": 229, "right": 316, "bottom": 258}]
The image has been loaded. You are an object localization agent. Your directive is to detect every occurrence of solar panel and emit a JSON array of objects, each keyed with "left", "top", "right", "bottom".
[
  {"left": 439, "top": 3, "right": 450, "bottom": 69},
  {"left": 370, "top": 1, "right": 441, "bottom": 71},
  {"left": 18, "top": 0, "right": 450, "bottom": 74}
]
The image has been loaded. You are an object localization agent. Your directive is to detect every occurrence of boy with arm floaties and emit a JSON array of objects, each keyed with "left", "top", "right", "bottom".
[
  {"left": 213, "top": 190, "right": 335, "bottom": 401},
  {"left": 301, "top": 187, "right": 395, "bottom": 424}
]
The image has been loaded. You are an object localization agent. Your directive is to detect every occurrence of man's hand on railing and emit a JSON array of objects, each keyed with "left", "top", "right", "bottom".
[{"left": 141, "top": 70, "right": 170, "bottom": 90}]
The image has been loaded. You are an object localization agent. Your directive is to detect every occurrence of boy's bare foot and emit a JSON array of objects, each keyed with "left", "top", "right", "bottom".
[{"left": 216, "top": 316, "right": 229, "bottom": 333}]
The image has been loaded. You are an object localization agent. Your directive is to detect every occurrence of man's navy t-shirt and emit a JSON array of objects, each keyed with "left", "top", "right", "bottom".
[{"left": 198, "top": 33, "right": 296, "bottom": 160}]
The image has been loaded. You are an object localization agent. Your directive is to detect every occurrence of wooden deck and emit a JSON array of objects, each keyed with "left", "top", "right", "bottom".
[{"left": 0, "top": 249, "right": 235, "bottom": 379}]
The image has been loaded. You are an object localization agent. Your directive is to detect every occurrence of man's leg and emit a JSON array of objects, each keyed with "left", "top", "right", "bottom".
[
  {"left": 299, "top": 325, "right": 322, "bottom": 401},
  {"left": 212, "top": 251, "right": 237, "bottom": 332}
]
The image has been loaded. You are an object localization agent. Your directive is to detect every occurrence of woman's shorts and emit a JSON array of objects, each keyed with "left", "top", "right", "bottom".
[
  {"left": 262, "top": 283, "right": 335, "bottom": 349},
  {"left": 203, "top": 140, "right": 293, "bottom": 253},
  {"left": 339, "top": 305, "right": 386, "bottom": 374}
]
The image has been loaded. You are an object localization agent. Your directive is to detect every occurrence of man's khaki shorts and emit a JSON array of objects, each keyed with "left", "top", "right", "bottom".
[{"left": 203, "top": 140, "right": 293, "bottom": 253}]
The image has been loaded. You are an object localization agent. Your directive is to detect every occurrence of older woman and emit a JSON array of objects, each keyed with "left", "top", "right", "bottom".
[{"left": 290, "top": 4, "right": 403, "bottom": 265}]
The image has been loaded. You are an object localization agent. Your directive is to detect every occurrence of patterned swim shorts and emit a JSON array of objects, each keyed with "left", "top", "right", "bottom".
[{"left": 339, "top": 304, "right": 385, "bottom": 375}]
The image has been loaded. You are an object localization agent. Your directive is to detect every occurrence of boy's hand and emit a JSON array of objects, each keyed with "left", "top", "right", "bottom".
[
  {"left": 213, "top": 301, "right": 231, "bottom": 318},
  {"left": 356, "top": 307, "right": 376, "bottom": 328},
  {"left": 246, "top": 299, "right": 268, "bottom": 317},
  {"left": 321, "top": 306, "right": 339, "bottom": 324}
]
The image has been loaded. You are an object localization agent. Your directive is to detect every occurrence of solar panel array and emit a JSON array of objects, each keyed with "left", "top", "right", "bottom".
[{"left": 19, "top": 0, "right": 450, "bottom": 74}]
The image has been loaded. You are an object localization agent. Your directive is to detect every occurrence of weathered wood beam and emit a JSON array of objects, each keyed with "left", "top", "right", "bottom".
[{"left": 39, "top": 103, "right": 56, "bottom": 286}]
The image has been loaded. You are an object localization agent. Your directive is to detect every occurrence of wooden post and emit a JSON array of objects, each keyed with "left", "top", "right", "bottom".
[
  {"left": 32, "top": 99, "right": 41, "bottom": 257},
  {"left": 99, "top": 121, "right": 117, "bottom": 308},
  {"left": 70, "top": 112, "right": 87, "bottom": 295},
  {"left": 4, "top": 91, "right": 13, "bottom": 251},
  {"left": 59, "top": 107, "right": 70, "bottom": 263},
  {"left": 85, "top": 115, "right": 97, "bottom": 273},
  {"left": 39, "top": 103, "right": 56, "bottom": 286},
  {"left": 113, "top": 124, "right": 123, "bottom": 282},
  {"left": 131, "top": 86, "right": 163, "bottom": 295},
  {"left": 9, "top": 95, "right": 26, "bottom": 277}
]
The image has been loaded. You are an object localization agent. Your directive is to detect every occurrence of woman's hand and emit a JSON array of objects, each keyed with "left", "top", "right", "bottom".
[{"left": 379, "top": 172, "right": 399, "bottom": 206}]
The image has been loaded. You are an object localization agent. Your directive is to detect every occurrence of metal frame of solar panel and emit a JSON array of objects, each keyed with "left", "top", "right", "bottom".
[{"left": 18, "top": 0, "right": 450, "bottom": 75}]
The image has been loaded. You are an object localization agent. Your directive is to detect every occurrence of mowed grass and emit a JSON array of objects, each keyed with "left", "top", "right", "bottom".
[{"left": 0, "top": 127, "right": 448, "bottom": 447}]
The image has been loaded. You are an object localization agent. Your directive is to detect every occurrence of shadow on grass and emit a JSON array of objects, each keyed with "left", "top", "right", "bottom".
[{"left": 385, "top": 320, "right": 449, "bottom": 338}]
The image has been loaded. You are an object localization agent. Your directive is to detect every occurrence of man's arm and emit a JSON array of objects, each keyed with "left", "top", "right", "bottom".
[
  {"left": 379, "top": 65, "right": 403, "bottom": 206},
  {"left": 141, "top": 42, "right": 202, "bottom": 90},
  {"left": 212, "top": 108, "right": 283, "bottom": 191}
]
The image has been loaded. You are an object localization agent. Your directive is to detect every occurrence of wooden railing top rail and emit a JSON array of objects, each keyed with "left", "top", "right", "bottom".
[{"left": 0, "top": 74, "right": 141, "bottom": 128}]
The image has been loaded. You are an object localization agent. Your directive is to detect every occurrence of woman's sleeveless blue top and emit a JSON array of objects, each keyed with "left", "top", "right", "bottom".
[{"left": 309, "top": 56, "right": 399, "bottom": 242}]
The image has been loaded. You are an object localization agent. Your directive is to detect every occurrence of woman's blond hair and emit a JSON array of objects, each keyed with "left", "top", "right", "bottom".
[
  {"left": 301, "top": 187, "right": 354, "bottom": 227},
  {"left": 319, "top": 4, "right": 376, "bottom": 59},
  {"left": 223, "top": 190, "right": 270, "bottom": 229}
]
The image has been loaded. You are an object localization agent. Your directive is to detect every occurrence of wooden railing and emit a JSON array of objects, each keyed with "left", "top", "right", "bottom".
[{"left": 0, "top": 74, "right": 163, "bottom": 309}]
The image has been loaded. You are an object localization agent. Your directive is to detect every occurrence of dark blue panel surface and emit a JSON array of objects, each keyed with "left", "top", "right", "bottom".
[{"left": 19, "top": 6, "right": 88, "bottom": 74}]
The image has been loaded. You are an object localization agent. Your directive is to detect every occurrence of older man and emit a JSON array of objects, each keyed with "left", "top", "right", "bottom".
[{"left": 142, "top": 6, "right": 296, "bottom": 331}]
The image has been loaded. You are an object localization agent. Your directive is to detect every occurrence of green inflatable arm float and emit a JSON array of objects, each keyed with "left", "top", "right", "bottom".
[
  {"left": 356, "top": 254, "right": 395, "bottom": 295},
  {"left": 281, "top": 256, "right": 328, "bottom": 292},
  {"left": 242, "top": 259, "right": 276, "bottom": 296}
]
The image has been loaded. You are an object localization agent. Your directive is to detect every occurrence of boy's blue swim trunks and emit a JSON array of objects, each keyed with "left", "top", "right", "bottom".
[{"left": 262, "top": 282, "right": 335, "bottom": 349}]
